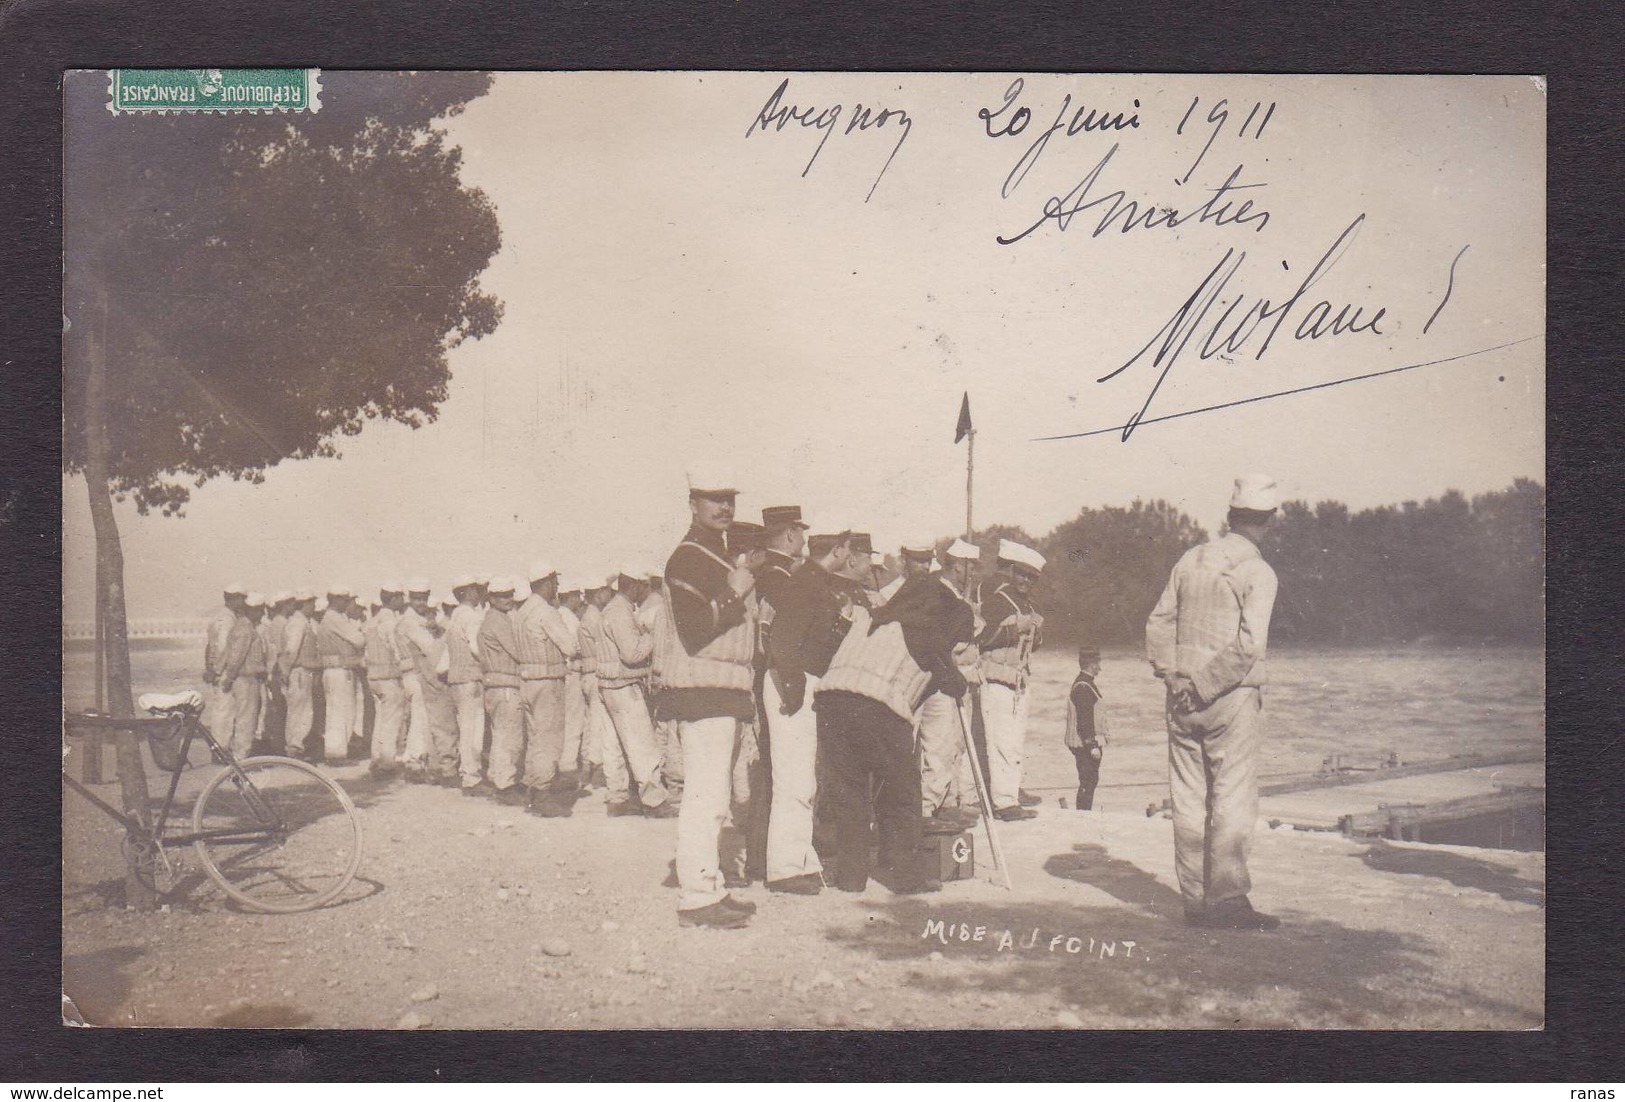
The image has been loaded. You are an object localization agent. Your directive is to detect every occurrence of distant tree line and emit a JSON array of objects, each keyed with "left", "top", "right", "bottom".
[{"left": 952, "top": 480, "right": 1543, "bottom": 648}]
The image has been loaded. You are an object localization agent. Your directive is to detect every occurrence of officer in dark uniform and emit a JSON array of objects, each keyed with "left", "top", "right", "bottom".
[
  {"left": 748, "top": 505, "right": 809, "bottom": 884},
  {"left": 838, "top": 532, "right": 876, "bottom": 610}
]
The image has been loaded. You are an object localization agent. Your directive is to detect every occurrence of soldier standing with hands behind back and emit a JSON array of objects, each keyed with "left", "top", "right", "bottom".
[{"left": 1146, "top": 474, "right": 1282, "bottom": 932}]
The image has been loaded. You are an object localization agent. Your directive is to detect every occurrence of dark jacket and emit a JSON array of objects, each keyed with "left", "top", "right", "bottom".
[
  {"left": 766, "top": 560, "right": 852, "bottom": 708},
  {"left": 870, "top": 574, "right": 976, "bottom": 702},
  {"left": 664, "top": 525, "right": 750, "bottom": 655}
]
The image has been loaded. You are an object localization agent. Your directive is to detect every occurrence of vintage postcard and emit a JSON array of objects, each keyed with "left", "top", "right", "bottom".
[{"left": 61, "top": 70, "right": 1544, "bottom": 1029}]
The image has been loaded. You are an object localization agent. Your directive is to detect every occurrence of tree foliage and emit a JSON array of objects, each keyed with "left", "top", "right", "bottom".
[
  {"left": 63, "top": 71, "right": 503, "bottom": 514},
  {"left": 960, "top": 481, "right": 1542, "bottom": 647}
]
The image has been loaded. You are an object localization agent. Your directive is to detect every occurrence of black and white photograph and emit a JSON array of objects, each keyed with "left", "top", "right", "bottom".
[{"left": 60, "top": 70, "right": 1545, "bottom": 1030}]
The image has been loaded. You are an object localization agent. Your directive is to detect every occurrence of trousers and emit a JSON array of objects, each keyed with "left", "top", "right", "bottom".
[
  {"left": 982, "top": 681, "right": 1030, "bottom": 811},
  {"left": 451, "top": 681, "right": 486, "bottom": 786},
  {"left": 320, "top": 668, "right": 357, "bottom": 760},
  {"left": 284, "top": 668, "right": 316, "bottom": 754},
  {"left": 352, "top": 675, "right": 367, "bottom": 741},
  {"left": 402, "top": 671, "right": 430, "bottom": 766},
  {"left": 600, "top": 683, "right": 669, "bottom": 806},
  {"left": 258, "top": 677, "right": 285, "bottom": 747},
  {"left": 582, "top": 676, "right": 609, "bottom": 768},
  {"left": 205, "top": 683, "right": 234, "bottom": 744},
  {"left": 484, "top": 685, "right": 525, "bottom": 790},
  {"left": 560, "top": 670, "right": 587, "bottom": 773},
  {"left": 1167, "top": 686, "right": 1264, "bottom": 908},
  {"left": 674, "top": 715, "right": 745, "bottom": 911},
  {"left": 520, "top": 678, "right": 569, "bottom": 789},
  {"left": 917, "top": 690, "right": 967, "bottom": 815},
  {"left": 763, "top": 672, "right": 821, "bottom": 882},
  {"left": 655, "top": 712, "right": 682, "bottom": 797},
  {"left": 816, "top": 691, "right": 923, "bottom": 891},
  {"left": 1072, "top": 746, "right": 1102, "bottom": 810},
  {"left": 226, "top": 676, "right": 263, "bottom": 759},
  {"left": 405, "top": 672, "right": 459, "bottom": 777},
  {"left": 369, "top": 677, "right": 408, "bottom": 764}
]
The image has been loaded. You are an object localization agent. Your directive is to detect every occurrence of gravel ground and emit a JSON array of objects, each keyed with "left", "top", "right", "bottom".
[{"left": 62, "top": 756, "right": 1544, "bottom": 1030}]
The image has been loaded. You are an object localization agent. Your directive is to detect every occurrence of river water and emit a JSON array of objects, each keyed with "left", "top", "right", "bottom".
[{"left": 63, "top": 642, "right": 1544, "bottom": 813}]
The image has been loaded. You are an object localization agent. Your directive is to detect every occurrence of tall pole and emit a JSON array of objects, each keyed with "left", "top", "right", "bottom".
[{"left": 965, "top": 428, "right": 975, "bottom": 540}]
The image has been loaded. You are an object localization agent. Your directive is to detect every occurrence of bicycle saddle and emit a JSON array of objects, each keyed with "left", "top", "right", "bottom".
[{"left": 138, "top": 690, "right": 205, "bottom": 715}]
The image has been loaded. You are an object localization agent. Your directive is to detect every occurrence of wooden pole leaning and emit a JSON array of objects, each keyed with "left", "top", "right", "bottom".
[{"left": 957, "top": 694, "right": 1013, "bottom": 891}]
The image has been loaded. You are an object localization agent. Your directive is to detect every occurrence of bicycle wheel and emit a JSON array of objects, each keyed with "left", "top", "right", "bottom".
[{"left": 191, "top": 755, "right": 363, "bottom": 913}]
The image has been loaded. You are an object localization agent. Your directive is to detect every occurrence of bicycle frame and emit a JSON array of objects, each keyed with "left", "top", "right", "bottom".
[{"left": 63, "top": 713, "right": 287, "bottom": 850}]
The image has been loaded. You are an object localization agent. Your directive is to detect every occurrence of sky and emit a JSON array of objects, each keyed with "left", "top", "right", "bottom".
[{"left": 63, "top": 73, "right": 1544, "bottom": 620}]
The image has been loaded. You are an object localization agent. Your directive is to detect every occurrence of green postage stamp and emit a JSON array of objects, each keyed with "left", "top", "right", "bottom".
[{"left": 107, "top": 68, "right": 321, "bottom": 114}]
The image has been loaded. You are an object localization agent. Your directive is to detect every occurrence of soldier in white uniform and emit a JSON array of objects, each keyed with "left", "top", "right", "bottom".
[
  {"left": 556, "top": 577, "right": 589, "bottom": 787},
  {"left": 447, "top": 575, "right": 490, "bottom": 795},
  {"left": 513, "top": 562, "right": 582, "bottom": 816},
  {"left": 280, "top": 589, "right": 320, "bottom": 758},
  {"left": 217, "top": 592, "right": 269, "bottom": 758},
  {"left": 978, "top": 539, "right": 1047, "bottom": 821},
  {"left": 364, "top": 583, "right": 409, "bottom": 778},
  {"left": 316, "top": 584, "right": 366, "bottom": 763},
  {"left": 255, "top": 591, "right": 292, "bottom": 753},
  {"left": 203, "top": 583, "right": 247, "bottom": 736},
  {"left": 1147, "top": 475, "right": 1283, "bottom": 931}
]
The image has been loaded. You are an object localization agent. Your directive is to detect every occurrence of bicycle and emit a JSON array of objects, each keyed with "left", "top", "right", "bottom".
[{"left": 64, "top": 690, "right": 363, "bottom": 913}]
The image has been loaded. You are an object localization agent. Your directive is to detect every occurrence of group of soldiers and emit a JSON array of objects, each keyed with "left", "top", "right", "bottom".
[
  {"left": 202, "top": 464, "right": 1056, "bottom": 929},
  {"left": 201, "top": 469, "right": 1284, "bottom": 934}
]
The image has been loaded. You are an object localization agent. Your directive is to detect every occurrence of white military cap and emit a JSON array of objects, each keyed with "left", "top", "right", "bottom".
[
  {"left": 452, "top": 573, "right": 478, "bottom": 590},
  {"left": 245, "top": 592, "right": 266, "bottom": 607},
  {"left": 998, "top": 539, "right": 1047, "bottom": 573},
  {"left": 486, "top": 575, "right": 517, "bottom": 595},
  {"left": 528, "top": 560, "right": 557, "bottom": 583},
  {"left": 687, "top": 463, "right": 739, "bottom": 496},
  {"left": 379, "top": 580, "right": 403, "bottom": 594},
  {"left": 294, "top": 588, "right": 315, "bottom": 602},
  {"left": 646, "top": 565, "right": 665, "bottom": 581},
  {"left": 1230, "top": 473, "right": 1280, "bottom": 511},
  {"left": 326, "top": 582, "right": 352, "bottom": 597},
  {"left": 474, "top": 572, "right": 491, "bottom": 586},
  {"left": 407, "top": 577, "right": 432, "bottom": 594},
  {"left": 901, "top": 540, "right": 936, "bottom": 559},
  {"left": 223, "top": 581, "right": 247, "bottom": 596},
  {"left": 943, "top": 538, "right": 981, "bottom": 562},
  {"left": 271, "top": 590, "right": 292, "bottom": 605}
]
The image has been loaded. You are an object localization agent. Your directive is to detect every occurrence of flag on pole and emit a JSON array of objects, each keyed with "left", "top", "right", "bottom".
[{"left": 954, "top": 392, "right": 973, "bottom": 443}]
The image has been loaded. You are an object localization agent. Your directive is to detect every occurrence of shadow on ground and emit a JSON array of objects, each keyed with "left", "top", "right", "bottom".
[
  {"left": 821, "top": 841, "right": 1540, "bottom": 1028},
  {"left": 1043, "top": 843, "right": 1187, "bottom": 918},
  {"left": 1357, "top": 840, "right": 1545, "bottom": 907}
]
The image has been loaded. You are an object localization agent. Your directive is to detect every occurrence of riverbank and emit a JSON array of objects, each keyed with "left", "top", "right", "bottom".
[{"left": 62, "top": 760, "right": 1543, "bottom": 1030}]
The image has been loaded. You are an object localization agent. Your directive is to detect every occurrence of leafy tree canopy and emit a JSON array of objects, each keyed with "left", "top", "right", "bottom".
[{"left": 63, "top": 71, "right": 503, "bottom": 515}]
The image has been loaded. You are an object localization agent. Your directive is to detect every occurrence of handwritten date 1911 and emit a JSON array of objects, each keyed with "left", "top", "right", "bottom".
[
  {"left": 1102, "top": 214, "right": 1388, "bottom": 441},
  {"left": 746, "top": 78, "right": 912, "bottom": 203}
]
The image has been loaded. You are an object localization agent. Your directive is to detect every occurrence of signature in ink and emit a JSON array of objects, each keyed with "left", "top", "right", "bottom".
[
  {"left": 746, "top": 77, "right": 912, "bottom": 202},
  {"left": 1099, "top": 213, "right": 1389, "bottom": 440},
  {"left": 996, "top": 143, "right": 1272, "bottom": 245}
]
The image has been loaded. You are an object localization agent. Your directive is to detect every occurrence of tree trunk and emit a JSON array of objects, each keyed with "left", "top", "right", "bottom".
[{"left": 84, "top": 288, "right": 154, "bottom": 910}]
